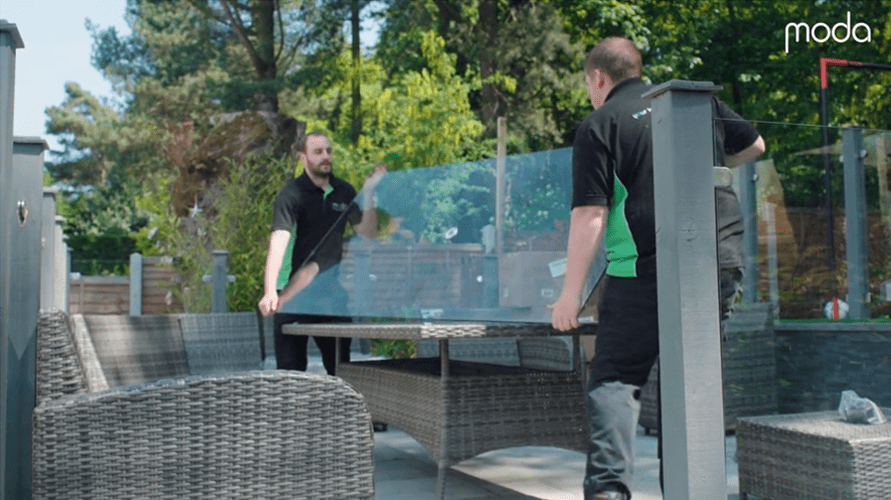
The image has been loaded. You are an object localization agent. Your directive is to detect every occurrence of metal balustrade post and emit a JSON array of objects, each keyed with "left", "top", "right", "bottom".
[
  {"left": 482, "top": 255, "right": 498, "bottom": 308},
  {"left": 842, "top": 127, "right": 869, "bottom": 319},
  {"left": 739, "top": 161, "right": 759, "bottom": 304},
  {"left": 211, "top": 250, "right": 230, "bottom": 313},
  {"left": 353, "top": 246, "right": 371, "bottom": 318},
  {"left": 764, "top": 203, "right": 780, "bottom": 316},
  {"left": 130, "top": 253, "right": 143, "bottom": 316},
  {"left": 643, "top": 80, "right": 727, "bottom": 500}
]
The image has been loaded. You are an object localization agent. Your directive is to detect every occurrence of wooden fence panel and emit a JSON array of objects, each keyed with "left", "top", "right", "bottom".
[
  {"left": 69, "top": 256, "right": 184, "bottom": 315},
  {"left": 141, "top": 257, "right": 183, "bottom": 314},
  {"left": 69, "top": 276, "right": 129, "bottom": 315}
]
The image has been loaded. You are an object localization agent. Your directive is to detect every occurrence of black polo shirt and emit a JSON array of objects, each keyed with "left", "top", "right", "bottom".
[
  {"left": 572, "top": 78, "right": 656, "bottom": 278},
  {"left": 271, "top": 173, "right": 361, "bottom": 277},
  {"left": 572, "top": 78, "right": 760, "bottom": 278}
]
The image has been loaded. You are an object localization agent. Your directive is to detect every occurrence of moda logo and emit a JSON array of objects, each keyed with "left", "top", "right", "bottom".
[{"left": 785, "top": 12, "right": 872, "bottom": 53}]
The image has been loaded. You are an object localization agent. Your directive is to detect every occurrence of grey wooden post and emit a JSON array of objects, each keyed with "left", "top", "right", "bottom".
[
  {"left": 4, "top": 137, "right": 45, "bottom": 500},
  {"left": 739, "top": 161, "right": 759, "bottom": 304},
  {"left": 842, "top": 127, "right": 869, "bottom": 318},
  {"left": 129, "top": 253, "right": 143, "bottom": 316},
  {"left": 644, "top": 80, "right": 727, "bottom": 500},
  {"left": 39, "top": 190, "right": 56, "bottom": 311},
  {"left": 0, "top": 20, "right": 30, "bottom": 500},
  {"left": 211, "top": 250, "right": 229, "bottom": 313}
]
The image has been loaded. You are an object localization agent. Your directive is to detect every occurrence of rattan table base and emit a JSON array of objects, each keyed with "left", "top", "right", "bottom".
[
  {"left": 340, "top": 358, "right": 587, "bottom": 498},
  {"left": 282, "top": 322, "right": 594, "bottom": 500}
]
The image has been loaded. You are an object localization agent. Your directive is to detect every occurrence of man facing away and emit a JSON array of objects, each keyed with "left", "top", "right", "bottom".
[
  {"left": 551, "top": 37, "right": 765, "bottom": 500},
  {"left": 258, "top": 131, "right": 385, "bottom": 375}
]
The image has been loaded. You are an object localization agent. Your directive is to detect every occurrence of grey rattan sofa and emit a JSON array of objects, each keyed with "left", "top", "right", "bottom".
[{"left": 33, "top": 310, "right": 375, "bottom": 500}]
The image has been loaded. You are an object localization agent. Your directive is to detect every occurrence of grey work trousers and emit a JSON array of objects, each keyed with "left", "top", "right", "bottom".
[
  {"left": 584, "top": 381, "right": 643, "bottom": 496},
  {"left": 583, "top": 269, "right": 740, "bottom": 497}
]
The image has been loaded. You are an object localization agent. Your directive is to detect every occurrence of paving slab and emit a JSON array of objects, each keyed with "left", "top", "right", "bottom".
[
  {"left": 374, "top": 425, "right": 740, "bottom": 500},
  {"left": 297, "top": 353, "right": 741, "bottom": 499}
]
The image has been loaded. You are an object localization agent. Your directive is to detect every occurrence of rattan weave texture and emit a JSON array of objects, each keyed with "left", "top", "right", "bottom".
[
  {"left": 415, "top": 336, "right": 579, "bottom": 371},
  {"left": 339, "top": 358, "right": 587, "bottom": 466},
  {"left": 36, "top": 310, "right": 88, "bottom": 401},
  {"left": 737, "top": 410, "right": 891, "bottom": 500},
  {"left": 638, "top": 302, "right": 776, "bottom": 432},
  {"left": 416, "top": 338, "right": 521, "bottom": 365},
  {"left": 285, "top": 320, "right": 592, "bottom": 499},
  {"left": 298, "top": 321, "right": 578, "bottom": 339},
  {"left": 33, "top": 311, "right": 375, "bottom": 500},
  {"left": 516, "top": 336, "right": 576, "bottom": 371},
  {"left": 33, "top": 371, "right": 375, "bottom": 500}
]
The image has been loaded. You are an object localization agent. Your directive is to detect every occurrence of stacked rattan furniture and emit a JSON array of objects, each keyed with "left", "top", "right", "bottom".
[
  {"left": 639, "top": 302, "right": 776, "bottom": 432},
  {"left": 33, "top": 310, "right": 375, "bottom": 500},
  {"left": 736, "top": 410, "right": 891, "bottom": 500}
]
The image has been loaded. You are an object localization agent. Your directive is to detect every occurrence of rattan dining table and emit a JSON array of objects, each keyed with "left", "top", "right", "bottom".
[{"left": 283, "top": 321, "right": 595, "bottom": 499}]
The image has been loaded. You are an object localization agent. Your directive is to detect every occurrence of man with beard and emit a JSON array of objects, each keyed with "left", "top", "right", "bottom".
[{"left": 259, "top": 131, "right": 385, "bottom": 375}]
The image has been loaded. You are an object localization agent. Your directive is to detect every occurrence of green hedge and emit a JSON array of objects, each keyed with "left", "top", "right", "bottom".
[{"left": 68, "top": 233, "right": 136, "bottom": 276}]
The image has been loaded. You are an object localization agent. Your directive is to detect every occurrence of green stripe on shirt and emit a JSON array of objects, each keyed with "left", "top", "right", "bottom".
[{"left": 605, "top": 175, "right": 638, "bottom": 277}]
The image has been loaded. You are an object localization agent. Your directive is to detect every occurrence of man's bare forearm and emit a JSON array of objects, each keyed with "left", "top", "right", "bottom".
[
  {"left": 726, "top": 135, "right": 766, "bottom": 167},
  {"left": 563, "top": 205, "right": 609, "bottom": 298}
]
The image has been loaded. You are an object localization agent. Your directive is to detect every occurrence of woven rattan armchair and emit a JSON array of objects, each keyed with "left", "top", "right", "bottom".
[{"left": 33, "top": 310, "right": 375, "bottom": 500}]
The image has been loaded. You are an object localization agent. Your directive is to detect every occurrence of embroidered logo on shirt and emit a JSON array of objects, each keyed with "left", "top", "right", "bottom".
[{"left": 632, "top": 108, "right": 651, "bottom": 120}]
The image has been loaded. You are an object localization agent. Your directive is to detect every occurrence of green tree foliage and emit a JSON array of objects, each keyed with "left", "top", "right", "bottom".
[
  {"left": 683, "top": 0, "right": 891, "bottom": 208},
  {"left": 55, "top": 174, "right": 150, "bottom": 275},
  {"left": 549, "top": 0, "right": 891, "bottom": 209},
  {"left": 40, "top": 0, "right": 891, "bottom": 312},
  {"left": 208, "top": 154, "right": 294, "bottom": 312},
  {"left": 137, "top": 153, "right": 292, "bottom": 312},
  {"left": 378, "top": 0, "right": 586, "bottom": 150},
  {"left": 283, "top": 30, "right": 485, "bottom": 181}
]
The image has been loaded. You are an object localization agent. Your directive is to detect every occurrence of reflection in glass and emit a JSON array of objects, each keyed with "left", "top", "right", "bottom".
[
  {"left": 725, "top": 120, "right": 891, "bottom": 320},
  {"left": 277, "top": 148, "right": 605, "bottom": 323}
]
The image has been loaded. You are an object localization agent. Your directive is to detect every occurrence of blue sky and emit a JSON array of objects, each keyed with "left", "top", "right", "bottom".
[
  {"left": 0, "top": 1, "right": 131, "bottom": 151},
  {"left": 1, "top": 1, "right": 381, "bottom": 154}
]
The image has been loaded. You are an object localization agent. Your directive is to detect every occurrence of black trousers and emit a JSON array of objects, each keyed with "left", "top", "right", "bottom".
[
  {"left": 273, "top": 313, "right": 352, "bottom": 376},
  {"left": 584, "top": 275, "right": 659, "bottom": 497}
]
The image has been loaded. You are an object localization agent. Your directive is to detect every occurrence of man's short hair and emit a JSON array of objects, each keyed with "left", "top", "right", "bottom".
[
  {"left": 294, "top": 131, "right": 330, "bottom": 154},
  {"left": 584, "top": 37, "right": 642, "bottom": 83}
]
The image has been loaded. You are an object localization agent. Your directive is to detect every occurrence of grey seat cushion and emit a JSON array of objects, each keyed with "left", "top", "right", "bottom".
[
  {"left": 82, "top": 314, "right": 190, "bottom": 388},
  {"left": 179, "top": 312, "right": 262, "bottom": 375}
]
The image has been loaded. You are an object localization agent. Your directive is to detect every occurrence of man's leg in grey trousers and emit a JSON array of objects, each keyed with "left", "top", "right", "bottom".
[{"left": 584, "top": 380, "right": 641, "bottom": 496}]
